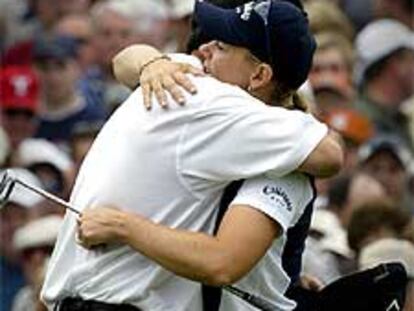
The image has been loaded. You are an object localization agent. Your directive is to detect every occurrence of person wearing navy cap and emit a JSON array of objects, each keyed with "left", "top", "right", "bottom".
[
  {"left": 74, "top": 3, "right": 408, "bottom": 311},
  {"left": 42, "top": 1, "right": 344, "bottom": 311},
  {"left": 194, "top": 0, "right": 315, "bottom": 91}
]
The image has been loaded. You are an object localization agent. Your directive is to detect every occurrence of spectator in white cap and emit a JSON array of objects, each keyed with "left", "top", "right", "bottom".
[
  {"left": 15, "top": 138, "right": 75, "bottom": 198},
  {"left": 11, "top": 215, "right": 63, "bottom": 311},
  {"left": 359, "top": 238, "right": 414, "bottom": 311},
  {"left": 359, "top": 238, "right": 414, "bottom": 278},
  {"left": 0, "top": 168, "right": 44, "bottom": 311},
  {"left": 354, "top": 19, "right": 414, "bottom": 151}
]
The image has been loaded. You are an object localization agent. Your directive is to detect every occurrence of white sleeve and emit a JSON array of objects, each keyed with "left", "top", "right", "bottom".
[
  {"left": 179, "top": 91, "right": 328, "bottom": 190},
  {"left": 229, "top": 174, "right": 312, "bottom": 232}
]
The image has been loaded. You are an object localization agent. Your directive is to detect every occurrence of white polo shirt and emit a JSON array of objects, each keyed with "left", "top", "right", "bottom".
[
  {"left": 220, "top": 173, "right": 314, "bottom": 311},
  {"left": 41, "top": 55, "right": 327, "bottom": 311}
]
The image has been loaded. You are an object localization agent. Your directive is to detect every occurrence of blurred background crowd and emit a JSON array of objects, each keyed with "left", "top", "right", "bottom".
[{"left": 0, "top": 0, "right": 413, "bottom": 310}]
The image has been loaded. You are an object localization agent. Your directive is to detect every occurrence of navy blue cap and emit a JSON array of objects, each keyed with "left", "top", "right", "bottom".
[
  {"left": 195, "top": 0, "right": 316, "bottom": 89},
  {"left": 34, "top": 35, "right": 79, "bottom": 61}
]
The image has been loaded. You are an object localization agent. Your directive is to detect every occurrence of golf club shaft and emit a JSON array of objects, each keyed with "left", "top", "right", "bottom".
[
  {"left": 223, "top": 285, "right": 279, "bottom": 311},
  {"left": 4, "top": 172, "right": 279, "bottom": 310},
  {"left": 15, "top": 179, "right": 81, "bottom": 215}
]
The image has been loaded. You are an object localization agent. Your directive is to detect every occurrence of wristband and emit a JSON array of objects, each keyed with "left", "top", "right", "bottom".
[{"left": 138, "top": 55, "right": 171, "bottom": 78}]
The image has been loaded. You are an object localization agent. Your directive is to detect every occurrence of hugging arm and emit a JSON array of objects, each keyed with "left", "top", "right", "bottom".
[
  {"left": 112, "top": 44, "right": 203, "bottom": 108},
  {"left": 298, "top": 130, "right": 344, "bottom": 178},
  {"left": 78, "top": 204, "right": 280, "bottom": 286},
  {"left": 113, "top": 45, "right": 344, "bottom": 179},
  {"left": 112, "top": 44, "right": 161, "bottom": 90}
]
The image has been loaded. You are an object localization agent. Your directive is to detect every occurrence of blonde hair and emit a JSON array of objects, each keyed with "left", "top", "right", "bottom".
[
  {"left": 305, "top": 0, "right": 355, "bottom": 41},
  {"left": 245, "top": 48, "right": 311, "bottom": 113},
  {"left": 270, "top": 80, "right": 310, "bottom": 113},
  {"left": 315, "top": 32, "right": 355, "bottom": 73}
]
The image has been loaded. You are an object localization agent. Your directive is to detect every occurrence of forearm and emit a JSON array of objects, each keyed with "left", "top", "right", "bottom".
[
  {"left": 79, "top": 206, "right": 276, "bottom": 285},
  {"left": 112, "top": 44, "right": 163, "bottom": 89},
  {"left": 117, "top": 212, "right": 236, "bottom": 286},
  {"left": 298, "top": 130, "right": 344, "bottom": 178}
]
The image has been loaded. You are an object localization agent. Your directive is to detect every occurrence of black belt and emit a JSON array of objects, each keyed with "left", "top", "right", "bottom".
[{"left": 57, "top": 297, "right": 142, "bottom": 311}]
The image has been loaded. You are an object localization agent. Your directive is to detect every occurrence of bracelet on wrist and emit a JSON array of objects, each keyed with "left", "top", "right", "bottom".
[{"left": 138, "top": 55, "right": 171, "bottom": 78}]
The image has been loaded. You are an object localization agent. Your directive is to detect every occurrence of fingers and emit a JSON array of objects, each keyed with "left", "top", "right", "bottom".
[
  {"left": 77, "top": 222, "right": 101, "bottom": 249},
  {"left": 308, "top": 278, "right": 323, "bottom": 291},
  {"left": 77, "top": 216, "right": 88, "bottom": 246},
  {"left": 76, "top": 223, "right": 90, "bottom": 248},
  {"left": 76, "top": 213, "right": 96, "bottom": 249},
  {"left": 77, "top": 235, "right": 98, "bottom": 250},
  {"left": 139, "top": 62, "right": 201, "bottom": 109},
  {"left": 179, "top": 63, "right": 204, "bottom": 78},
  {"left": 187, "top": 65, "right": 205, "bottom": 77},
  {"left": 162, "top": 75, "right": 186, "bottom": 106},
  {"left": 152, "top": 79, "right": 168, "bottom": 109},
  {"left": 173, "top": 71, "right": 197, "bottom": 95},
  {"left": 141, "top": 83, "right": 152, "bottom": 110},
  {"left": 300, "top": 274, "right": 324, "bottom": 291}
]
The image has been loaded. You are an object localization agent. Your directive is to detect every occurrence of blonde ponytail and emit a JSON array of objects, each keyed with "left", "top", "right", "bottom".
[
  {"left": 292, "top": 92, "right": 310, "bottom": 113},
  {"left": 270, "top": 82, "right": 310, "bottom": 113}
]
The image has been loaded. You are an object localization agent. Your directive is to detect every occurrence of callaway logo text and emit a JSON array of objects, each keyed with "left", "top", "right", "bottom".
[{"left": 262, "top": 185, "right": 293, "bottom": 211}]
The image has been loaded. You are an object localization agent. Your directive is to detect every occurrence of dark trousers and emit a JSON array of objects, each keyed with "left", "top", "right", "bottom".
[{"left": 56, "top": 297, "right": 141, "bottom": 311}]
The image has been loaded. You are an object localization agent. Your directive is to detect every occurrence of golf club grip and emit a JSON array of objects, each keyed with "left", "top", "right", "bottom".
[{"left": 224, "top": 285, "right": 279, "bottom": 311}]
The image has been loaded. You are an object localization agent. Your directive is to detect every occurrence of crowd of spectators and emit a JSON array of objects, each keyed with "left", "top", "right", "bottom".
[{"left": 0, "top": 0, "right": 413, "bottom": 310}]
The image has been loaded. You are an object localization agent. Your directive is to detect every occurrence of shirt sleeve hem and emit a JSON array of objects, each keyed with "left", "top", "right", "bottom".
[
  {"left": 229, "top": 198, "right": 290, "bottom": 232},
  {"left": 278, "top": 122, "right": 328, "bottom": 177}
]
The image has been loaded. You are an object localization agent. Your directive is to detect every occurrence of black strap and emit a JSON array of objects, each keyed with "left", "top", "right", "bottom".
[
  {"left": 282, "top": 177, "right": 316, "bottom": 285},
  {"left": 202, "top": 180, "right": 244, "bottom": 311},
  {"left": 58, "top": 297, "right": 141, "bottom": 311}
]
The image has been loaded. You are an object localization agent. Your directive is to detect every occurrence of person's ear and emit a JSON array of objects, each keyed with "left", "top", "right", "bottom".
[{"left": 248, "top": 63, "right": 273, "bottom": 91}]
